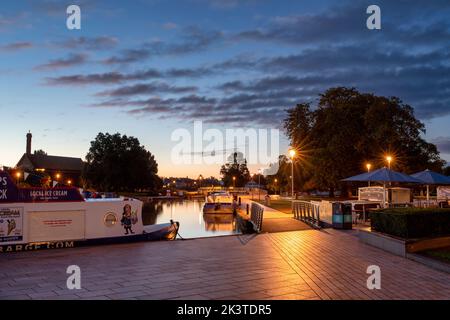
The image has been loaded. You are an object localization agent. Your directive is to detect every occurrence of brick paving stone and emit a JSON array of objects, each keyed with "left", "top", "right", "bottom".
[{"left": 106, "top": 290, "right": 147, "bottom": 299}]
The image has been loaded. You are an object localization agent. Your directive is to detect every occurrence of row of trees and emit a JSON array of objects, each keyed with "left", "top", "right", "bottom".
[{"left": 81, "top": 87, "right": 448, "bottom": 195}]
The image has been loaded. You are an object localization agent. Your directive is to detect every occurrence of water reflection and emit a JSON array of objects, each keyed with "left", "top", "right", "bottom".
[
  {"left": 203, "top": 214, "right": 236, "bottom": 232},
  {"left": 142, "top": 199, "right": 241, "bottom": 238}
]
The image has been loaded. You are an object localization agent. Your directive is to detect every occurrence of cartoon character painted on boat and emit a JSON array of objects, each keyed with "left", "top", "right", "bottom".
[
  {"left": 121, "top": 204, "right": 138, "bottom": 235},
  {"left": 7, "top": 219, "right": 16, "bottom": 235}
]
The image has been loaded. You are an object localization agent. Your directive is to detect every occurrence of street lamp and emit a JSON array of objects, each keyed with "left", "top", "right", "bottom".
[
  {"left": 250, "top": 173, "right": 255, "bottom": 200},
  {"left": 366, "top": 163, "right": 372, "bottom": 187},
  {"left": 15, "top": 172, "right": 21, "bottom": 184},
  {"left": 386, "top": 156, "right": 392, "bottom": 169},
  {"left": 232, "top": 176, "right": 236, "bottom": 188},
  {"left": 258, "top": 169, "right": 262, "bottom": 201},
  {"left": 289, "top": 148, "right": 296, "bottom": 199},
  {"left": 274, "top": 178, "right": 278, "bottom": 195},
  {"left": 67, "top": 180, "right": 72, "bottom": 186}
]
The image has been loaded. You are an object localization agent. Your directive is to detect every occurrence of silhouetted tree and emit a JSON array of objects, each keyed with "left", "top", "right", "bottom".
[
  {"left": 83, "top": 132, "right": 160, "bottom": 192},
  {"left": 444, "top": 165, "right": 450, "bottom": 176},
  {"left": 220, "top": 152, "right": 250, "bottom": 187},
  {"left": 34, "top": 149, "right": 47, "bottom": 155},
  {"left": 284, "top": 87, "right": 446, "bottom": 196}
]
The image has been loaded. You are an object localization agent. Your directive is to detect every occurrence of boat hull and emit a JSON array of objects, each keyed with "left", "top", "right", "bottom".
[
  {"left": 0, "top": 221, "right": 179, "bottom": 253},
  {"left": 202, "top": 203, "right": 234, "bottom": 214}
]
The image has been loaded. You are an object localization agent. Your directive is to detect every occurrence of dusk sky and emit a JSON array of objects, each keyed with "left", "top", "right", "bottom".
[{"left": 1, "top": 0, "right": 450, "bottom": 178}]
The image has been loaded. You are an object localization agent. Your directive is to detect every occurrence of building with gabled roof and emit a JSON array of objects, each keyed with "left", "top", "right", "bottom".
[{"left": 16, "top": 132, "right": 84, "bottom": 186}]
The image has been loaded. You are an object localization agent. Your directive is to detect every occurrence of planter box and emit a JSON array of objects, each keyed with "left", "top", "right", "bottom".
[
  {"left": 358, "top": 229, "right": 407, "bottom": 257},
  {"left": 406, "top": 236, "right": 450, "bottom": 253},
  {"left": 359, "top": 229, "right": 450, "bottom": 257}
]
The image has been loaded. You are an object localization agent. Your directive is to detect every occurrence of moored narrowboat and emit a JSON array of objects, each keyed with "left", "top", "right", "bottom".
[{"left": 0, "top": 171, "right": 179, "bottom": 253}]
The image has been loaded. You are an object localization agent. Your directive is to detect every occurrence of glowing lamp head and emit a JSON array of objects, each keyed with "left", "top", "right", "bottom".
[
  {"left": 56, "top": 173, "right": 61, "bottom": 179},
  {"left": 366, "top": 163, "right": 372, "bottom": 171},
  {"left": 16, "top": 172, "right": 21, "bottom": 178},
  {"left": 274, "top": 178, "right": 278, "bottom": 183},
  {"left": 386, "top": 156, "right": 393, "bottom": 166},
  {"left": 67, "top": 180, "right": 72, "bottom": 185},
  {"left": 289, "top": 149, "right": 296, "bottom": 159},
  {"left": 232, "top": 176, "right": 236, "bottom": 181}
]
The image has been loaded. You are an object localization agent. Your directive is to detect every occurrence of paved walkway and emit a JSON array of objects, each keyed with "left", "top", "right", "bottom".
[{"left": 1, "top": 228, "right": 449, "bottom": 300}]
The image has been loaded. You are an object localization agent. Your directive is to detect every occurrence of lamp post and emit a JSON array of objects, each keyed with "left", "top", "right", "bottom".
[
  {"left": 250, "top": 173, "right": 255, "bottom": 200},
  {"left": 232, "top": 176, "right": 236, "bottom": 188},
  {"left": 258, "top": 169, "right": 262, "bottom": 201},
  {"left": 274, "top": 178, "right": 278, "bottom": 195},
  {"left": 289, "top": 149, "right": 296, "bottom": 199},
  {"left": 386, "top": 156, "right": 392, "bottom": 170},
  {"left": 366, "top": 163, "right": 371, "bottom": 187}
]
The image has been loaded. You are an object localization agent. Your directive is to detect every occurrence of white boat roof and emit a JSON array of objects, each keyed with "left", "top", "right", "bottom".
[{"left": 85, "top": 197, "right": 138, "bottom": 202}]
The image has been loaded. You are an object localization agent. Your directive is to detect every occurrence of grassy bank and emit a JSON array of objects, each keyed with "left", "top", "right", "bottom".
[
  {"left": 422, "top": 247, "right": 450, "bottom": 264},
  {"left": 254, "top": 199, "right": 292, "bottom": 214}
]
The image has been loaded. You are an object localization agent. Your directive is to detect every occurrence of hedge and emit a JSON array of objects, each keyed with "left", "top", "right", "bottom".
[{"left": 370, "top": 208, "right": 450, "bottom": 239}]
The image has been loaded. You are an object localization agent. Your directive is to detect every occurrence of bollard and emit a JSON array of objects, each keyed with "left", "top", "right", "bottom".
[{"left": 246, "top": 203, "right": 249, "bottom": 216}]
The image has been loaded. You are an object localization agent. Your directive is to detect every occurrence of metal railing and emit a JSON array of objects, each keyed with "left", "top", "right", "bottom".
[
  {"left": 250, "top": 203, "right": 264, "bottom": 233},
  {"left": 292, "top": 200, "right": 321, "bottom": 228}
]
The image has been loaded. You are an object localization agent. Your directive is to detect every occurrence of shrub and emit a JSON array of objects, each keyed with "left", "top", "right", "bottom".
[{"left": 370, "top": 208, "right": 450, "bottom": 239}]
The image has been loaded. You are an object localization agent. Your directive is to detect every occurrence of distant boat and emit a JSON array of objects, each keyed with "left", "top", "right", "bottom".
[
  {"left": 0, "top": 171, "right": 179, "bottom": 253},
  {"left": 203, "top": 191, "right": 235, "bottom": 214}
]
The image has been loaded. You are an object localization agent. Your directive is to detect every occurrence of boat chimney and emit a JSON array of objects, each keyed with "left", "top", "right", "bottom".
[{"left": 26, "top": 131, "right": 32, "bottom": 155}]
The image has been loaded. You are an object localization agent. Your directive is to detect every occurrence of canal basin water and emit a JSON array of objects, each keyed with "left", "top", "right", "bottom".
[{"left": 142, "top": 199, "right": 242, "bottom": 239}]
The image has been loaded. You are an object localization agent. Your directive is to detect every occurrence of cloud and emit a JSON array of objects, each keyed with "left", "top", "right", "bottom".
[
  {"left": 234, "top": 2, "right": 450, "bottom": 49},
  {"left": 44, "top": 67, "right": 213, "bottom": 85},
  {"left": 34, "top": 53, "right": 88, "bottom": 71},
  {"left": 54, "top": 36, "right": 118, "bottom": 50},
  {"left": 193, "top": 0, "right": 261, "bottom": 9},
  {"left": 95, "top": 82, "right": 198, "bottom": 97},
  {"left": 0, "top": 12, "right": 29, "bottom": 30},
  {"left": 432, "top": 137, "right": 450, "bottom": 154},
  {"left": 102, "top": 26, "right": 224, "bottom": 64},
  {"left": 162, "top": 22, "right": 178, "bottom": 30},
  {"left": 90, "top": 87, "right": 299, "bottom": 126},
  {"left": 28, "top": 0, "right": 95, "bottom": 17},
  {"left": 31, "top": 0, "right": 450, "bottom": 127},
  {"left": 102, "top": 49, "right": 151, "bottom": 64},
  {"left": 0, "top": 41, "right": 33, "bottom": 51},
  {"left": 44, "top": 69, "right": 162, "bottom": 85}
]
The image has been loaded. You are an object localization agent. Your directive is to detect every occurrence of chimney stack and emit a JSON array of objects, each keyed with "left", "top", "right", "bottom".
[{"left": 26, "top": 131, "right": 32, "bottom": 155}]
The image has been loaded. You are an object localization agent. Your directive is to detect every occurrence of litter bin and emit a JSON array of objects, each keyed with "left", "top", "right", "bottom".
[
  {"left": 264, "top": 194, "right": 271, "bottom": 206},
  {"left": 332, "top": 203, "right": 352, "bottom": 230}
]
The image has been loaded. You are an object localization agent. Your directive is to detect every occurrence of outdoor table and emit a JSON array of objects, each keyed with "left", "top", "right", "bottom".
[{"left": 348, "top": 201, "right": 381, "bottom": 224}]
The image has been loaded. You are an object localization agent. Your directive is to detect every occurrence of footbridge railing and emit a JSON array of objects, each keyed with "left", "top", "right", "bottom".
[{"left": 292, "top": 200, "right": 321, "bottom": 228}]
